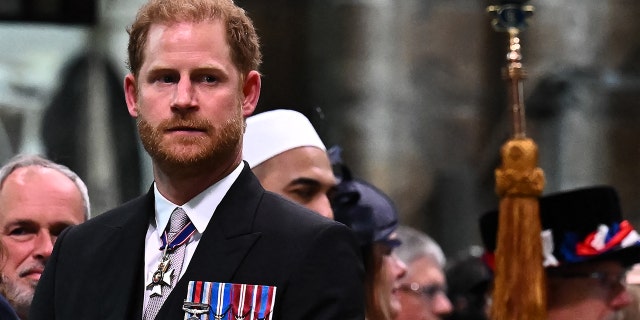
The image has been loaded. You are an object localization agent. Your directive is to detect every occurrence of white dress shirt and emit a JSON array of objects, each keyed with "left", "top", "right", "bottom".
[{"left": 142, "top": 162, "right": 244, "bottom": 310}]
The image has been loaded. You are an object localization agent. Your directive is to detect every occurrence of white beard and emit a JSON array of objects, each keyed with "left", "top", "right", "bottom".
[{"left": 0, "top": 273, "right": 33, "bottom": 319}]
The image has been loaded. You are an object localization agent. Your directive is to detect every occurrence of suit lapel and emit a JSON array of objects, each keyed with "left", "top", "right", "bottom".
[
  {"left": 157, "top": 165, "right": 264, "bottom": 319},
  {"left": 96, "top": 190, "right": 154, "bottom": 319}
]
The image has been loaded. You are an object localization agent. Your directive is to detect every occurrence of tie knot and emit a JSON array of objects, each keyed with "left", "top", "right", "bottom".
[{"left": 169, "top": 207, "right": 189, "bottom": 235}]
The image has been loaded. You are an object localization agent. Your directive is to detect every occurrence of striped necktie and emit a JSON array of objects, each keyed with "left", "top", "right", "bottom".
[{"left": 143, "top": 207, "right": 191, "bottom": 320}]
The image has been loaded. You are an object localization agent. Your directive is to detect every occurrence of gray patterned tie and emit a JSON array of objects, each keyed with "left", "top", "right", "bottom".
[{"left": 143, "top": 207, "right": 190, "bottom": 320}]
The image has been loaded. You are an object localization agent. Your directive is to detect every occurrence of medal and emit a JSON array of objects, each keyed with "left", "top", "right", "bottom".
[
  {"left": 182, "top": 301, "right": 211, "bottom": 320},
  {"left": 145, "top": 220, "right": 196, "bottom": 297},
  {"left": 146, "top": 245, "right": 176, "bottom": 296}
]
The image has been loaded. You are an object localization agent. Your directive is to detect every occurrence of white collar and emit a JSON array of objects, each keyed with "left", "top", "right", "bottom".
[{"left": 153, "top": 162, "right": 245, "bottom": 233}]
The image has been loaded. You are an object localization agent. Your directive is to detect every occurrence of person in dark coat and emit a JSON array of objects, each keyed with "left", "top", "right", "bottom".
[
  {"left": 29, "top": 0, "right": 364, "bottom": 319},
  {"left": 0, "top": 294, "right": 19, "bottom": 320},
  {"left": 0, "top": 154, "right": 88, "bottom": 319}
]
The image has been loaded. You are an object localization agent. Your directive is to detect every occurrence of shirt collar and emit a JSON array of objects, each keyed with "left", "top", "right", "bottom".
[{"left": 153, "top": 162, "right": 245, "bottom": 234}]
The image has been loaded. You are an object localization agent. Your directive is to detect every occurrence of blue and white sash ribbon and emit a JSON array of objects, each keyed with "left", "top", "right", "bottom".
[{"left": 160, "top": 222, "right": 197, "bottom": 251}]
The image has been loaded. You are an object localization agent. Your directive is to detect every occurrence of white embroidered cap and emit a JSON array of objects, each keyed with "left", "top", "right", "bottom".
[{"left": 243, "top": 109, "right": 326, "bottom": 168}]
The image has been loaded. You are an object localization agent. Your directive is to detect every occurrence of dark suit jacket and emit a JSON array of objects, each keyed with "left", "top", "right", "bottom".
[
  {"left": 0, "top": 294, "right": 19, "bottom": 320},
  {"left": 30, "top": 165, "right": 365, "bottom": 319}
]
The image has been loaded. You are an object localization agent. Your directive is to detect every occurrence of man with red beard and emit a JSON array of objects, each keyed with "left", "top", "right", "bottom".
[
  {"left": 30, "top": 0, "right": 364, "bottom": 319},
  {"left": 0, "top": 154, "right": 88, "bottom": 320}
]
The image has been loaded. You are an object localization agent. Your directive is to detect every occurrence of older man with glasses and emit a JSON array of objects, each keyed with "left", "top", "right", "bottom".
[
  {"left": 394, "top": 225, "right": 452, "bottom": 320},
  {"left": 480, "top": 186, "right": 640, "bottom": 320}
]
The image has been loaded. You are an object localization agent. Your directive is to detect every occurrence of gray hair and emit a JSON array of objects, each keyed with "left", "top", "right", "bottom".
[
  {"left": 395, "top": 225, "right": 446, "bottom": 268},
  {"left": 0, "top": 154, "right": 90, "bottom": 219}
]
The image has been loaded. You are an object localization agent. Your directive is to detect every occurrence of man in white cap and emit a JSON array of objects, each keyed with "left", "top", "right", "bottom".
[{"left": 243, "top": 109, "right": 336, "bottom": 219}]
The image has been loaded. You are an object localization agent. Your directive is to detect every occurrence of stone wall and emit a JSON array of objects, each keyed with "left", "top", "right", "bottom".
[
  {"left": 3, "top": 0, "right": 634, "bottom": 256},
  {"left": 240, "top": 0, "right": 640, "bottom": 255}
]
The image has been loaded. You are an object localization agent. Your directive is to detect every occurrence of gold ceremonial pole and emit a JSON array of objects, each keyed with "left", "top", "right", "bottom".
[{"left": 487, "top": 2, "right": 546, "bottom": 319}]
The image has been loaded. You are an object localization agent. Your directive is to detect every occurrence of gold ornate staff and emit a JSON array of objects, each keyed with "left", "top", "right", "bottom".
[{"left": 487, "top": 2, "right": 546, "bottom": 319}]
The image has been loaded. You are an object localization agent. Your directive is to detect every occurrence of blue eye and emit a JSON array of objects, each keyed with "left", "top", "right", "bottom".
[
  {"left": 160, "top": 75, "right": 177, "bottom": 83},
  {"left": 202, "top": 75, "right": 217, "bottom": 83}
]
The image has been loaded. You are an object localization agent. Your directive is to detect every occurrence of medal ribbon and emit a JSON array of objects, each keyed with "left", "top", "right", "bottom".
[
  {"left": 183, "top": 281, "right": 277, "bottom": 320},
  {"left": 159, "top": 220, "right": 197, "bottom": 251}
]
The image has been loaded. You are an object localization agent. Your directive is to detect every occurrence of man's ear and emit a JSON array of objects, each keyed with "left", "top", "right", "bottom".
[
  {"left": 241, "top": 70, "right": 261, "bottom": 117},
  {"left": 124, "top": 74, "right": 139, "bottom": 117}
]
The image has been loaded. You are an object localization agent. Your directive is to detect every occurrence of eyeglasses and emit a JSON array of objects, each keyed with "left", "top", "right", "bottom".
[
  {"left": 399, "top": 282, "right": 447, "bottom": 300},
  {"left": 549, "top": 270, "right": 627, "bottom": 290}
]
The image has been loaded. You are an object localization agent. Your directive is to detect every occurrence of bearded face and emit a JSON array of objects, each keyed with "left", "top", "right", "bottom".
[
  {"left": 124, "top": 21, "right": 258, "bottom": 178},
  {"left": 0, "top": 272, "right": 33, "bottom": 318},
  {"left": 137, "top": 106, "right": 245, "bottom": 176}
]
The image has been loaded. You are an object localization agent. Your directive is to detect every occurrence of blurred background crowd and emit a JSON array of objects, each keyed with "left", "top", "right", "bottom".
[{"left": 1, "top": 0, "right": 640, "bottom": 304}]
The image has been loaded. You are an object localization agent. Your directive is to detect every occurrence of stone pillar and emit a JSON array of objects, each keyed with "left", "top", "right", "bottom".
[
  {"left": 308, "top": 0, "right": 431, "bottom": 226},
  {"left": 309, "top": 0, "right": 489, "bottom": 255},
  {"left": 522, "top": 1, "right": 611, "bottom": 191}
]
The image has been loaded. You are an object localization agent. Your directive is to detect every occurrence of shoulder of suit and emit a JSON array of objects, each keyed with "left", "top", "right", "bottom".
[{"left": 74, "top": 192, "right": 152, "bottom": 230}]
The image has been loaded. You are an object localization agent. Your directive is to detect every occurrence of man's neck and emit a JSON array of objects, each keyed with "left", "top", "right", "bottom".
[{"left": 154, "top": 159, "right": 241, "bottom": 205}]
